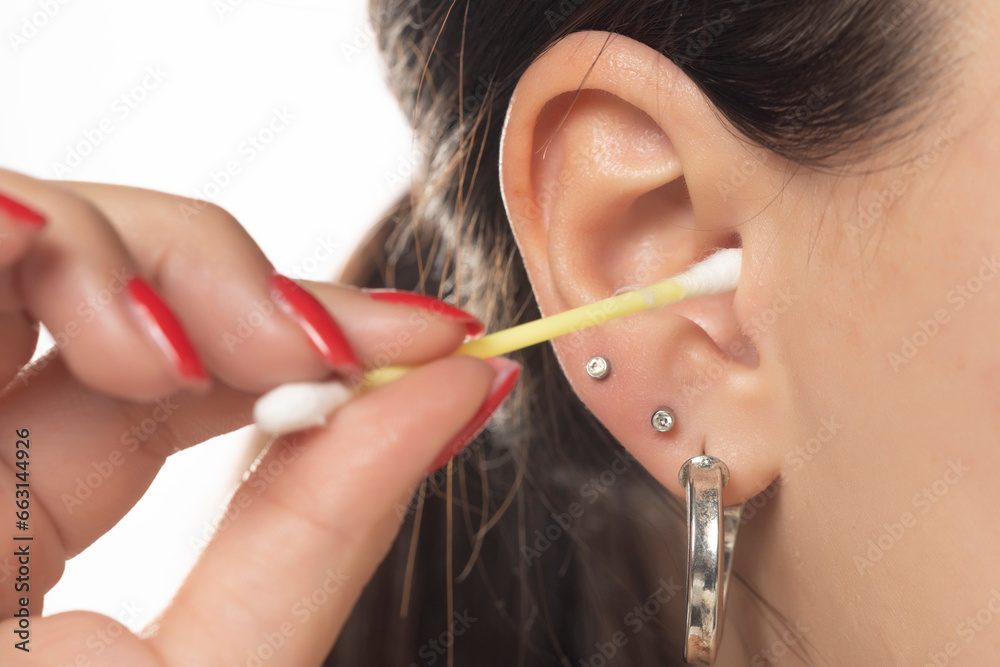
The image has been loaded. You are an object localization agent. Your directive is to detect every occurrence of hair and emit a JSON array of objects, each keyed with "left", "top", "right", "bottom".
[{"left": 327, "top": 1, "right": 952, "bottom": 664}]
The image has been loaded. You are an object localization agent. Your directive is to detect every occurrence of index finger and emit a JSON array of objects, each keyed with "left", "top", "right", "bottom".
[{"left": 0, "top": 282, "right": 481, "bottom": 615}]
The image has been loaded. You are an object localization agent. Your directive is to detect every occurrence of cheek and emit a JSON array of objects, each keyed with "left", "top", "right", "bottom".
[
  {"left": 764, "top": 139, "right": 1000, "bottom": 466},
  {"left": 979, "top": 360, "right": 1000, "bottom": 405}
]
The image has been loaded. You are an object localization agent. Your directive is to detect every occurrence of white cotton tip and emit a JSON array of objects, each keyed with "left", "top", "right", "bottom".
[
  {"left": 253, "top": 381, "right": 355, "bottom": 435},
  {"left": 674, "top": 248, "right": 743, "bottom": 298}
]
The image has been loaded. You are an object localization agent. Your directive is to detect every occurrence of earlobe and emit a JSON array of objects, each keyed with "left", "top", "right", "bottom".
[{"left": 499, "top": 31, "right": 783, "bottom": 504}]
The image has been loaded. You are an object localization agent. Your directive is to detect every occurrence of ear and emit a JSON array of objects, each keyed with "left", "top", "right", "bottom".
[{"left": 500, "top": 31, "right": 786, "bottom": 504}]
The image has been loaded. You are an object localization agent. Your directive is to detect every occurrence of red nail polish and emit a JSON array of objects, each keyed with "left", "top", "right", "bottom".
[
  {"left": 428, "top": 357, "right": 521, "bottom": 472},
  {"left": 0, "top": 191, "right": 46, "bottom": 228},
  {"left": 127, "top": 277, "right": 209, "bottom": 385},
  {"left": 270, "top": 274, "right": 361, "bottom": 374},
  {"left": 366, "top": 289, "right": 485, "bottom": 339}
]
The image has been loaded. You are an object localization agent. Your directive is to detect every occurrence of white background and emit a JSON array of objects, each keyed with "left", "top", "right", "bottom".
[{"left": 1, "top": 0, "right": 411, "bottom": 629}]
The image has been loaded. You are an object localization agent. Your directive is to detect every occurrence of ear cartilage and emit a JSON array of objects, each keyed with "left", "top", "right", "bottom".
[
  {"left": 363, "top": 248, "right": 742, "bottom": 388},
  {"left": 252, "top": 248, "right": 741, "bottom": 434},
  {"left": 253, "top": 380, "right": 355, "bottom": 436}
]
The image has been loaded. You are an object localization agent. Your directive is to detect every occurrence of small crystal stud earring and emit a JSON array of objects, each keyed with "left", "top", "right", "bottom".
[
  {"left": 652, "top": 408, "right": 676, "bottom": 433},
  {"left": 586, "top": 356, "right": 610, "bottom": 379}
]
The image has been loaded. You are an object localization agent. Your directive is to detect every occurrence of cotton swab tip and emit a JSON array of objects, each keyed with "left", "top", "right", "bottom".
[
  {"left": 253, "top": 381, "right": 355, "bottom": 435},
  {"left": 674, "top": 248, "right": 742, "bottom": 298}
]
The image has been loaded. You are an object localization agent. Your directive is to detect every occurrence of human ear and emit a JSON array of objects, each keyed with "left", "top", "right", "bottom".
[{"left": 499, "top": 31, "right": 786, "bottom": 503}]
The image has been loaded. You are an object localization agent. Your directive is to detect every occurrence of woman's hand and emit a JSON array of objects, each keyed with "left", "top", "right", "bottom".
[{"left": 0, "top": 168, "right": 516, "bottom": 665}]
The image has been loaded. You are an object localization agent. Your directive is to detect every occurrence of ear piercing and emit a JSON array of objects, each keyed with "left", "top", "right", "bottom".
[
  {"left": 652, "top": 408, "right": 676, "bottom": 433},
  {"left": 586, "top": 356, "right": 610, "bottom": 379},
  {"left": 585, "top": 358, "right": 676, "bottom": 433}
]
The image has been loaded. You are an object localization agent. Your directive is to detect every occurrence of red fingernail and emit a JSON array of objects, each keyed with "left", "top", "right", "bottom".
[
  {"left": 428, "top": 357, "right": 521, "bottom": 472},
  {"left": 270, "top": 274, "right": 361, "bottom": 374},
  {"left": 0, "top": 191, "right": 46, "bottom": 228},
  {"left": 365, "top": 289, "right": 485, "bottom": 339},
  {"left": 127, "top": 277, "right": 209, "bottom": 386}
]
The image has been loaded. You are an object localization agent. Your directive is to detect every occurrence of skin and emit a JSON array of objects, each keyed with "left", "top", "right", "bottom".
[
  {"left": 1, "top": 2, "right": 997, "bottom": 665},
  {"left": 0, "top": 174, "right": 503, "bottom": 665},
  {"left": 498, "top": 3, "right": 1000, "bottom": 665}
]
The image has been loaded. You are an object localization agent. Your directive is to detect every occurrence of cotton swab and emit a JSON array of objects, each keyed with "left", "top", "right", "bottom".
[
  {"left": 364, "top": 247, "right": 742, "bottom": 386},
  {"left": 252, "top": 381, "right": 354, "bottom": 435},
  {"left": 253, "top": 248, "right": 742, "bottom": 435}
]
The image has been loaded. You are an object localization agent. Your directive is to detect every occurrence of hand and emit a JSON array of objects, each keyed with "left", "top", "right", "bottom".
[{"left": 0, "top": 168, "right": 516, "bottom": 665}]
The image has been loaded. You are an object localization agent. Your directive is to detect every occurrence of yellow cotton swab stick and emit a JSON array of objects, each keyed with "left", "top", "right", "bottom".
[
  {"left": 362, "top": 248, "right": 743, "bottom": 388},
  {"left": 253, "top": 248, "right": 742, "bottom": 435}
]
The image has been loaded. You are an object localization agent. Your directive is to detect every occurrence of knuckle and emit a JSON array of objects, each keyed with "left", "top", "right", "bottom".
[{"left": 189, "top": 200, "right": 239, "bottom": 229}]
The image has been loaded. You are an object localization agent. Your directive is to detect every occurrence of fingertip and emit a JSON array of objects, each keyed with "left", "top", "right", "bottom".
[
  {"left": 270, "top": 274, "right": 361, "bottom": 375},
  {"left": 0, "top": 190, "right": 47, "bottom": 267},
  {"left": 0, "top": 188, "right": 47, "bottom": 228}
]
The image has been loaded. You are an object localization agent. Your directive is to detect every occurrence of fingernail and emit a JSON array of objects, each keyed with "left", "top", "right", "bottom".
[
  {"left": 270, "top": 274, "right": 361, "bottom": 375},
  {"left": 365, "top": 289, "right": 485, "bottom": 339},
  {"left": 127, "top": 277, "right": 209, "bottom": 387},
  {"left": 0, "top": 190, "right": 46, "bottom": 228},
  {"left": 428, "top": 357, "right": 521, "bottom": 472}
]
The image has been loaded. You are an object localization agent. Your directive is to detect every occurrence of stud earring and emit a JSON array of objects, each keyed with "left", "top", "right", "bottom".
[
  {"left": 586, "top": 356, "right": 610, "bottom": 379},
  {"left": 651, "top": 408, "right": 676, "bottom": 432}
]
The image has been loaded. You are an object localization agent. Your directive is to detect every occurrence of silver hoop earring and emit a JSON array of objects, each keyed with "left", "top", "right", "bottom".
[
  {"left": 586, "top": 356, "right": 610, "bottom": 379},
  {"left": 651, "top": 408, "right": 676, "bottom": 432},
  {"left": 678, "top": 456, "right": 744, "bottom": 665}
]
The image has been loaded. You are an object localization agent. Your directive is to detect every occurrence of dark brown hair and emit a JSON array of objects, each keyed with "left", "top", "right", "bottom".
[{"left": 328, "top": 1, "right": 950, "bottom": 664}]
